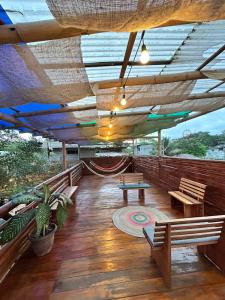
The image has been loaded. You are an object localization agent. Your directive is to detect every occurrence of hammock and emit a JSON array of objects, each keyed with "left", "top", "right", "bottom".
[
  {"left": 90, "top": 157, "right": 128, "bottom": 173},
  {"left": 82, "top": 160, "right": 131, "bottom": 178}
]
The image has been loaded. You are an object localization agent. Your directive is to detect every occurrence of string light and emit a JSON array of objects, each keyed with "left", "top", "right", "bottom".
[
  {"left": 140, "top": 42, "right": 149, "bottom": 64},
  {"left": 113, "top": 106, "right": 119, "bottom": 112},
  {"left": 120, "top": 85, "right": 127, "bottom": 106}
]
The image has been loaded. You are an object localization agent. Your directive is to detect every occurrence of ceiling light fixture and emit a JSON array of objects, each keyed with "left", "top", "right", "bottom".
[
  {"left": 120, "top": 85, "right": 127, "bottom": 106},
  {"left": 140, "top": 42, "right": 149, "bottom": 64}
]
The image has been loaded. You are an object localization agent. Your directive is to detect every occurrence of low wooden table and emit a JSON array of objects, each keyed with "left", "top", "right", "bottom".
[{"left": 118, "top": 183, "right": 151, "bottom": 201}]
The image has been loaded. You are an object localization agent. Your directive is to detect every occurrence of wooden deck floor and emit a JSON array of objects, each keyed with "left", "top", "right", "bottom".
[{"left": 1, "top": 175, "right": 225, "bottom": 300}]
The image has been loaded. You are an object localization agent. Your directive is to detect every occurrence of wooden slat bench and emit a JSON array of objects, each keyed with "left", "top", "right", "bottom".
[
  {"left": 51, "top": 186, "right": 78, "bottom": 210},
  {"left": 143, "top": 215, "right": 225, "bottom": 288},
  {"left": 168, "top": 178, "right": 207, "bottom": 217},
  {"left": 118, "top": 173, "right": 151, "bottom": 201}
]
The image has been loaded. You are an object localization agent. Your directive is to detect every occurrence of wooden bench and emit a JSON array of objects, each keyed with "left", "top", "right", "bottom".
[
  {"left": 118, "top": 173, "right": 151, "bottom": 201},
  {"left": 51, "top": 186, "right": 78, "bottom": 210},
  {"left": 168, "top": 178, "right": 207, "bottom": 217},
  {"left": 143, "top": 215, "right": 225, "bottom": 288}
]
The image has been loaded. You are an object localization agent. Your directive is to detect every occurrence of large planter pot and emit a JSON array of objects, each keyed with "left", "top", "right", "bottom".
[{"left": 28, "top": 223, "right": 57, "bottom": 256}]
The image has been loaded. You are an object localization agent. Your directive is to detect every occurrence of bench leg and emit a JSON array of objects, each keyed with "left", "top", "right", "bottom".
[
  {"left": 152, "top": 246, "right": 171, "bottom": 288},
  {"left": 171, "top": 196, "right": 181, "bottom": 209},
  {"left": 123, "top": 190, "right": 128, "bottom": 201},
  {"left": 184, "top": 204, "right": 204, "bottom": 218},
  {"left": 138, "top": 189, "right": 145, "bottom": 200},
  {"left": 184, "top": 205, "right": 193, "bottom": 217}
]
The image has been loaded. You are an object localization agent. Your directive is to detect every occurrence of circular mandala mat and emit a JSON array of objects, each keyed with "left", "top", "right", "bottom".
[{"left": 112, "top": 206, "right": 169, "bottom": 237}]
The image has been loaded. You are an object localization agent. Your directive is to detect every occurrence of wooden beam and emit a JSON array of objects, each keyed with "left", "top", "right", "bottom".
[
  {"left": 62, "top": 142, "right": 67, "bottom": 171},
  {"left": 11, "top": 91, "right": 225, "bottom": 118},
  {"left": 157, "top": 130, "right": 162, "bottom": 156},
  {"left": 14, "top": 104, "right": 96, "bottom": 118},
  {"left": 0, "top": 112, "right": 49, "bottom": 136},
  {"left": 197, "top": 44, "right": 225, "bottom": 71},
  {"left": 0, "top": 20, "right": 98, "bottom": 44},
  {"left": 205, "top": 82, "right": 224, "bottom": 93},
  {"left": 96, "top": 70, "right": 210, "bottom": 89},
  {"left": 0, "top": 19, "right": 194, "bottom": 45},
  {"left": 85, "top": 60, "right": 171, "bottom": 68},
  {"left": 120, "top": 32, "right": 137, "bottom": 79},
  {"left": 77, "top": 145, "right": 81, "bottom": 160}
]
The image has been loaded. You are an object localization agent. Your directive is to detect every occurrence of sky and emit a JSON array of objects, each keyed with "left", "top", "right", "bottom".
[{"left": 163, "top": 107, "right": 225, "bottom": 139}]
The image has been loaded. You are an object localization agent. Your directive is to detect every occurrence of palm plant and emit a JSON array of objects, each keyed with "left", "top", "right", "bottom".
[{"left": 0, "top": 184, "right": 72, "bottom": 246}]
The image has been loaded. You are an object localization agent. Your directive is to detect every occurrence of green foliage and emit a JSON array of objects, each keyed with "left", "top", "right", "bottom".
[
  {"left": 35, "top": 203, "right": 51, "bottom": 237},
  {"left": 0, "top": 184, "right": 72, "bottom": 245},
  {"left": 56, "top": 203, "right": 68, "bottom": 228},
  {"left": 0, "top": 209, "right": 35, "bottom": 245},
  {"left": 0, "top": 130, "right": 61, "bottom": 201},
  {"left": 11, "top": 188, "right": 43, "bottom": 204}
]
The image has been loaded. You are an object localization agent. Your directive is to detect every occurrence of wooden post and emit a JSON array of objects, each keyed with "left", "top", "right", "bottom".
[
  {"left": 132, "top": 139, "right": 135, "bottom": 156},
  {"left": 62, "top": 142, "right": 67, "bottom": 171},
  {"left": 77, "top": 144, "right": 81, "bottom": 161},
  {"left": 157, "top": 130, "right": 162, "bottom": 157}
]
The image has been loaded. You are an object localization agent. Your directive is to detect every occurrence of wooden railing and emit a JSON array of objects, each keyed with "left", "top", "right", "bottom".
[{"left": 0, "top": 162, "right": 82, "bottom": 283}]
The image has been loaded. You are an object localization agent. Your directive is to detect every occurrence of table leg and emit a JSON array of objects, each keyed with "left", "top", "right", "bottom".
[
  {"left": 139, "top": 189, "right": 145, "bottom": 200},
  {"left": 123, "top": 190, "right": 128, "bottom": 201}
]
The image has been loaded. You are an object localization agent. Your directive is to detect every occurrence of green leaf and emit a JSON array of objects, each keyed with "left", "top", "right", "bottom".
[
  {"left": 0, "top": 209, "right": 35, "bottom": 245},
  {"left": 56, "top": 203, "right": 68, "bottom": 228},
  {"left": 43, "top": 184, "right": 50, "bottom": 204},
  {"left": 35, "top": 203, "right": 51, "bottom": 237},
  {"left": 11, "top": 187, "right": 43, "bottom": 204}
]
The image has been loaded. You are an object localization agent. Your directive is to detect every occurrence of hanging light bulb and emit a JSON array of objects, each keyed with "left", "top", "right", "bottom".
[
  {"left": 107, "top": 130, "right": 111, "bottom": 135},
  {"left": 106, "top": 136, "right": 109, "bottom": 141},
  {"left": 121, "top": 95, "right": 127, "bottom": 106},
  {"left": 140, "top": 43, "right": 149, "bottom": 64},
  {"left": 109, "top": 122, "right": 113, "bottom": 129},
  {"left": 120, "top": 85, "right": 127, "bottom": 106}
]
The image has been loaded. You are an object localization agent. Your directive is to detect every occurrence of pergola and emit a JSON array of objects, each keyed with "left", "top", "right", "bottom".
[{"left": 1, "top": 0, "right": 225, "bottom": 148}]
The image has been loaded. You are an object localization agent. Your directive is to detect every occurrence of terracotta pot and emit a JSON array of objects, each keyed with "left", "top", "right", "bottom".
[{"left": 28, "top": 223, "right": 57, "bottom": 256}]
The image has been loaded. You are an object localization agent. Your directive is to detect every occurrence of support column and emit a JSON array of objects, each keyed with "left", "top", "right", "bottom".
[
  {"left": 62, "top": 142, "right": 67, "bottom": 170},
  {"left": 157, "top": 130, "right": 162, "bottom": 157},
  {"left": 132, "top": 139, "right": 135, "bottom": 156},
  {"left": 77, "top": 144, "right": 81, "bottom": 161}
]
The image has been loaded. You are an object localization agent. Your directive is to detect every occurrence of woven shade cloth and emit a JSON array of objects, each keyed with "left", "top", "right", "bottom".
[
  {"left": 0, "top": 37, "right": 93, "bottom": 108},
  {"left": 47, "top": 0, "right": 225, "bottom": 32},
  {"left": 97, "top": 115, "right": 147, "bottom": 127},
  {"left": 96, "top": 81, "right": 195, "bottom": 111},
  {"left": 49, "top": 126, "right": 98, "bottom": 142},
  {"left": 156, "top": 97, "right": 225, "bottom": 114}
]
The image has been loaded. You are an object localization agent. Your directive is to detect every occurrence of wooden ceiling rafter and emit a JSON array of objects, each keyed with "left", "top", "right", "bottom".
[{"left": 11, "top": 91, "right": 225, "bottom": 118}]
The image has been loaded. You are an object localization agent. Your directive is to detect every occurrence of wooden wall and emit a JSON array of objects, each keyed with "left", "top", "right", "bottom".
[
  {"left": 134, "top": 156, "right": 225, "bottom": 215},
  {"left": 134, "top": 156, "right": 225, "bottom": 274},
  {"left": 82, "top": 156, "right": 133, "bottom": 176}
]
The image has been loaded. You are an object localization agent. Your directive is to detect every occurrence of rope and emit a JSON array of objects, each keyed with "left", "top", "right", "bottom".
[
  {"left": 90, "top": 157, "right": 128, "bottom": 173},
  {"left": 82, "top": 161, "right": 131, "bottom": 178}
]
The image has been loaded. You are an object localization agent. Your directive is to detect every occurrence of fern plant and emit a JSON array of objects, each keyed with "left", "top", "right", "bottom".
[{"left": 0, "top": 184, "right": 72, "bottom": 246}]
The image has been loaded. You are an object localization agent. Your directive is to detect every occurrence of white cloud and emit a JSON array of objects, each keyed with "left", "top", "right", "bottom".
[{"left": 163, "top": 108, "right": 225, "bottom": 139}]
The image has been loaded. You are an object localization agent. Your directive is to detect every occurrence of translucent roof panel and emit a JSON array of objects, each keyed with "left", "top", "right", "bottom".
[{"left": 1, "top": 0, "right": 53, "bottom": 23}]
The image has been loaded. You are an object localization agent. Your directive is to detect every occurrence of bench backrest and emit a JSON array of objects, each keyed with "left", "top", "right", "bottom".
[
  {"left": 179, "top": 177, "right": 207, "bottom": 201},
  {"left": 120, "top": 173, "right": 143, "bottom": 184},
  {"left": 151, "top": 215, "right": 225, "bottom": 248}
]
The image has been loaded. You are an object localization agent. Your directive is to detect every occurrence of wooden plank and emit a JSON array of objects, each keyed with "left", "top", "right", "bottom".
[
  {"left": 120, "top": 32, "right": 137, "bottom": 79},
  {"left": 181, "top": 178, "right": 207, "bottom": 189}
]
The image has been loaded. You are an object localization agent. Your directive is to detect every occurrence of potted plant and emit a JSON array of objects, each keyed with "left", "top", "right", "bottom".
[{"left": 0, "top": 184, "right": 72, "bottom": 256}]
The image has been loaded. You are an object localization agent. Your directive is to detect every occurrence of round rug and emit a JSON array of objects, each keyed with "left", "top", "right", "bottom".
[{"left": 112, "top": 206, "right": 169, "bottom": 237}]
